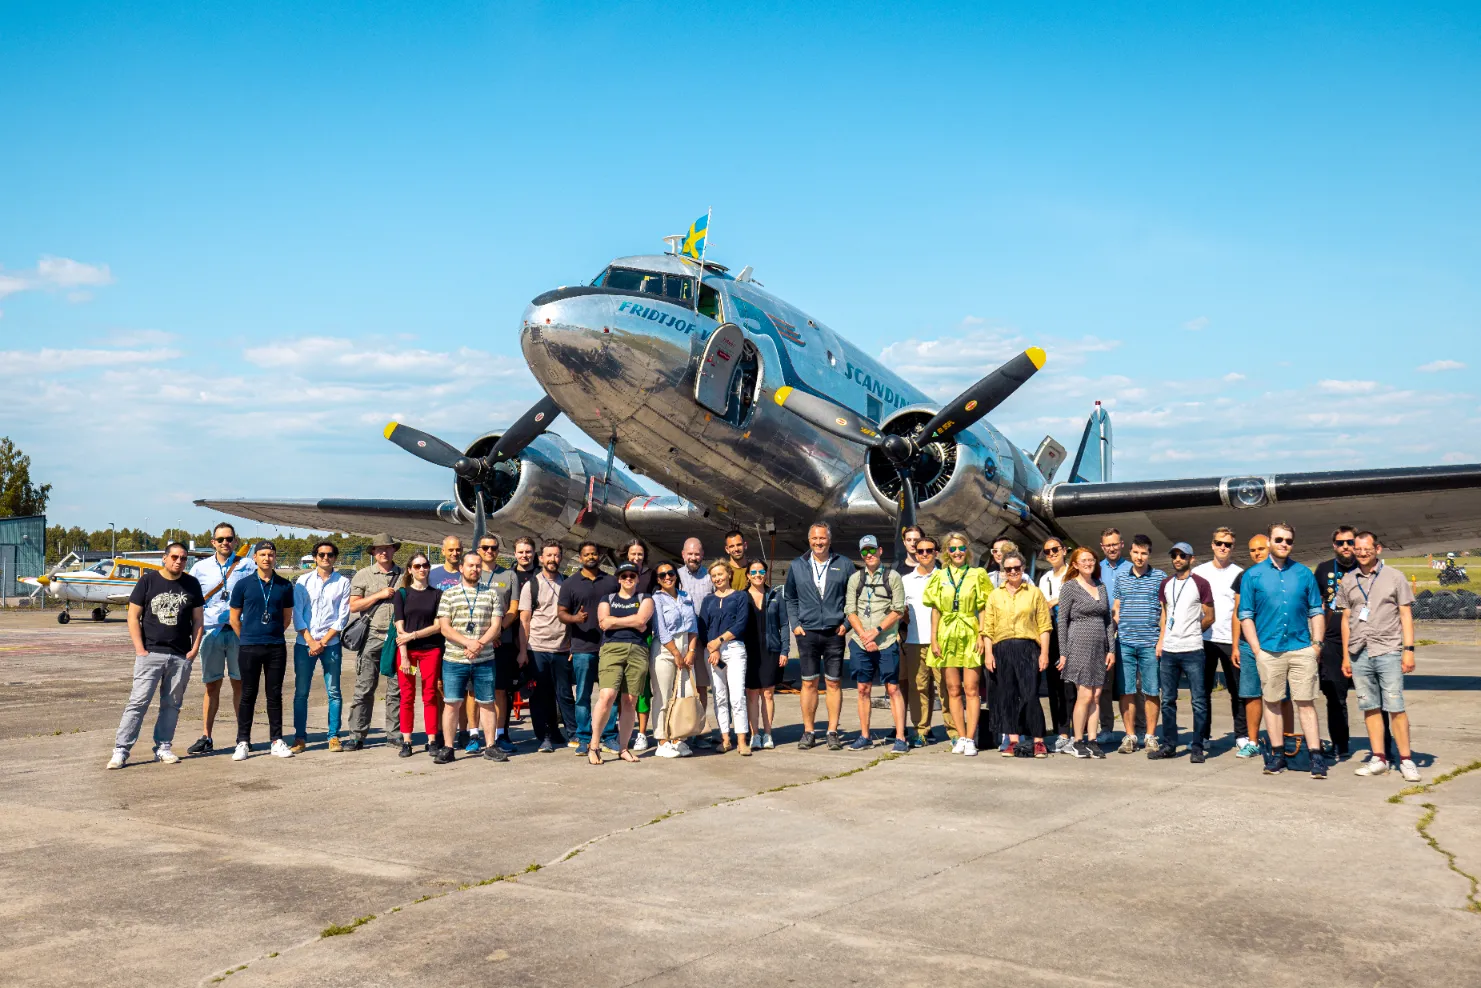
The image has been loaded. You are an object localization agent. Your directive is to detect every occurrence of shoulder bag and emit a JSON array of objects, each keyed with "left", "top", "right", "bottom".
[
  {"left": 378, "top": 588, "right": 406, "bottom": 676},
  {"left": 663, "top": 666, "right": 705, "bottom": 740}
]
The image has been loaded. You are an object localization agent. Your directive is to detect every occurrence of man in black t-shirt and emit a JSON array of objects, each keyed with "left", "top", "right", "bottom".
[
  {"left": 1314, "top": 526, "right": 1360, "bottom": 757},
  {"left": 557, "top": 541, "right": 619, "bottom": 755},
  {"left": 108, "top": 542, "right": 205, "bottom": 769}
]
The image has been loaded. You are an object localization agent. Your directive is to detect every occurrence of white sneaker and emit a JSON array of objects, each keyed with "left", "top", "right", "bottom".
[
  {"left": 654, "top": 741, "right": 679, "bottom": 758},
  {"left": 631, "top": 733, "right": 650, "bottom": 752},
  {"left": 961, "top": 738, "right": 979, "bottom": 757},
  {"left": 1355, "top": 757, "right": 1389, "bottom": 776},
  {"left": 951, "top": 736, "right": 966, "bottom": 754},
  {"left": 674, "top": 740, "right": 693, "bottom": 757},
  {"left": 270, "top": 738, "right": 295, "bottom": 758},
  {"left": 106, "top": 749, "right": 127, "bottom": 770},
  {"left": 1053, "top": 736, "right": 1073, "bottom": 754},
  {"left": 1399, "top": 759, "right": 1421, "bottom": 783},
  {"left": 155, "top": 744, "right": 180, "bottom": 764},
  {"left": 762, "top": 732, "right": 775, "bottom": 750},
  {"left": 1235, "top": 736, "right": 1253, "bottom": 750},
  {"left": 232, "top": 741, "right": 250, "bottom": 761}
]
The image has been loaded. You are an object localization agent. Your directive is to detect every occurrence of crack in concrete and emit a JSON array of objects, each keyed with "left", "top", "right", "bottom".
[{"left": 1389, "top": 759, "right": 1481, "bottom": 914}]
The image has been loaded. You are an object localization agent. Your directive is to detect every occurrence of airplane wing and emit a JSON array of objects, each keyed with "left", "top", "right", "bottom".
[
  {"left": 1037, "top": 463, "right": 1481, "bottom": 559},
  {"left": 193, "top": 498, "right": 460, "bottom": 544},
  {"left": 106, "top": 592, "right": 135, "bottom": 605}
]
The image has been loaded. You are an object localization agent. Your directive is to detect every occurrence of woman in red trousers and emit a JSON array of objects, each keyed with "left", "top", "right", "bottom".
[{"left": 393, "top": 552, "right": 445, "bottom": 757}]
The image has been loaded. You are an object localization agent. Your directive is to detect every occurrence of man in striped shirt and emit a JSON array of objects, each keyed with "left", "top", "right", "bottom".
[{"left": 1111, "top": 534, "right": 1165, "bottom": 752}]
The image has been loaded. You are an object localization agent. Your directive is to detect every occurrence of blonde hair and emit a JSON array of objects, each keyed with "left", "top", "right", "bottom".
[
  {"left": 1212, "top": 526, "right": 1235, "bottom": 541},
  {"left": 942, "top": 531, "right": 972, "bottom": 565}
]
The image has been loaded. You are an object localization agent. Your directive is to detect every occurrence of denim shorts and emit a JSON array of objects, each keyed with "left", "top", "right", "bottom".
[
  {"left": 1117, "top": 642, "right": 1159, "bottom": 696},
  {"left": 1237, "top": 642, "right": 1262, "bottom": 698},
  {"left": 849, "top": 641, "right": 901, "bottom": 685},
  {"left": 199, "top": 627, "right": 240, "bottom": 684},
  {"left": 441, "top": 659, "right": 495, "bottom": 703},
  {"left": 1351, "top": 648, "right": 1406, "bottom": 712}
]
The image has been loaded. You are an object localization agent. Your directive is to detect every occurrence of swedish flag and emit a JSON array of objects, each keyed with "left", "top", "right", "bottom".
[{"left": 681, "top": 211, "right": 708, "bottom": 259}]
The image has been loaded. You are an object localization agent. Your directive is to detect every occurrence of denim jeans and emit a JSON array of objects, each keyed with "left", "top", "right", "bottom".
[
  {"left": 530, "top": 649, "right": 575, "bottom": 744},
  {"left": 1159, "top": 649, "right": 1209, "bottom": 750},
  {"left": 1117, "top": 642, "right": 1160, "bottom": 696},
  {"left": 292, "top": 641, "right": 343, "bottom": 740},
  {"left": 571, "top": 650, "right": 618, "bottom": 746}
]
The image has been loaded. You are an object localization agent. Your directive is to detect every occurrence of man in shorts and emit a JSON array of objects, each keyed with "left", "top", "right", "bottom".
[
  {"left": 844, "top": 535, "right": 908, "bottom": 752},
  {"left": 186, "top": 522, "right": 250, "bottom": 755},
  {"left": 1238, "top": 522, "right": 1327, "bottom": 778},
  {"left": 1111, "top": 534, "right": 1164, "bottom": 752},
  {"left": 784, "top": 523, "right": 855, "bottom": 750},
  {"left": 434, "top": 551, "right": 506, "bottom": 765},
  {"left": 1338, "top": 532, "right": 1420, "bottom": 782}
]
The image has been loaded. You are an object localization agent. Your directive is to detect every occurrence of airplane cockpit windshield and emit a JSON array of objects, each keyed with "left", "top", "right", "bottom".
[
  {"left": 91, "top": 561, "right": 112, "bottom": 574},
  {"left": 593, "top": 266, "right": 720, "bottom": 318}
]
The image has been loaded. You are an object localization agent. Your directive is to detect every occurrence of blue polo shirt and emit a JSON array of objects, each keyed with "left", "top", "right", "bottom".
[
  {"left": 1099, "top": 557, "right": 1132, "bottom": 600},
  {"left": 229, "top": 572, "right": 296, "bottom": 645},
  {"left": 1236, "top": 557, "right": 1322, "bottom": 652},
  {"left": 1111, "top": 565, "right": 1166, "bottom": 646}
]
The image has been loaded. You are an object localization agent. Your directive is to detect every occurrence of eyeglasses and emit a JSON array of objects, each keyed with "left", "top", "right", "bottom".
[
  {"left": 1170, "top": 551, "right": 1189, "bottom": 560},
  {"left": 916, "top": 547, "right": 936, "bottom": 555},
  {"left": 1044, "top": 546, "right": 1062, "bottom": 554},
  {"left": 656, "top": 571, "right": 676, "bottom": 580},
  {"left": 1271, "top": 536, "right": 1293, "bottom": 545},
  {"left": 315, "top": 551, "right": 337, "bottom": 559},
  {"left": 947, "top": 546, "right": 968, "bottom": 554},
  {"left": 411, "top": 562, "right": 430, "bottom": 570},
  {"left": 861, "top": 548, "right": 879, "bottom": 556},
  {"left": 748, "top": 568, "right": 766, "bottom": 575},
  {"left": 1213, "top": 540, "right": 1235, "bottom": 548},
  {"left": 478, "top": 544, "right": 497, "bottom": 552},
  {"left": 166, "top": 554, "right": 187, "bottom": 562},
  {"left": 1333, "top": 538, "right": 1355, "bottom": 547},
  {"left": 618, "top": 573, "right": 638, "bottom": 580},
  {"left": 1100, "top": 542, "right": 1122, "bottom": 549},
  {"left": 212, "top": 536, "right": 234, "bottom": 543},
  {"left": 1002, "top": 565, "right": 1022, "bottom": 573}
]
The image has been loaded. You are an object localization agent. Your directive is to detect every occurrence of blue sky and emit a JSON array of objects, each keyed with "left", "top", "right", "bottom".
[{"left": 3, "top": 2, "right": 1478, "bottom": 534}]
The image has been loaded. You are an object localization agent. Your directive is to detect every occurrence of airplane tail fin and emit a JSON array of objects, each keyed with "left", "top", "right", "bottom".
[{"left": 1066, "top": 401, "right": 1112, "bottom": 484}]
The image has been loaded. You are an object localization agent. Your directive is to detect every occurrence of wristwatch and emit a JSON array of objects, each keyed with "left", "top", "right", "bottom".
[{"left": 1403, "top": 645, "right": 1415, "bottom": 652}]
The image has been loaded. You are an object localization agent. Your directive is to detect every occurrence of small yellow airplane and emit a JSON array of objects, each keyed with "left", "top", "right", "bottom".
[{"left": 22, "top": 544, "right": 248, "bottom": 624}]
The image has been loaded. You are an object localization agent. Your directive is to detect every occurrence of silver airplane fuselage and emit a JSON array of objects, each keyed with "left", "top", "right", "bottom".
[{"left": 521, "top": 253, "right": 1053, "bottom": 558}]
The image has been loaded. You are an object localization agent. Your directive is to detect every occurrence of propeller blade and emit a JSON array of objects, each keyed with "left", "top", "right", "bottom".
[
  {"left": 472, "top": 490, "right": 487, "bottom": 547},
  {"left": 383, "top": 421, "right": 465, "bottom": 470},
  {"left": 773, "top": 387, "right": 884, "bottom": 448},
  {"left": 917, "top": 347, "right": 1046, "bottom": 444},
  {"left": 893, "top": 467, "right": 918, "bottom": 570},
  {"left": 490, "top": 395, "right": 561, "bottom": 463}
]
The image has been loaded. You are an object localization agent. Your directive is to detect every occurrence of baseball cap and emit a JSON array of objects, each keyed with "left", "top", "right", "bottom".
[
  {"left": 615, "top": 561, "right": 639, "bottom": 575},
  {"left": 1170, "top": 541, "right": 1194, "bottom": 556},
  {"left": 859, "top": 535, "right": 879, "bottom": 552},
  {"left": 253, "top": 540, "right": 277, "bottom": 554}
]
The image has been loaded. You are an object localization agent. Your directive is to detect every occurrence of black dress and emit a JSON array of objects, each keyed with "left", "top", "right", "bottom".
[{"left": 744, "top": 589, "right": 783, "bottom": 689}]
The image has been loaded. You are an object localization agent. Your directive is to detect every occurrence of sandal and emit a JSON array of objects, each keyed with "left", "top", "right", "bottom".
[
  {"left": 619, "top": 748, "right": 639, "bottom": 763},
  {"left": 587, "top": 747, "right": 603, "bottom": 766}
]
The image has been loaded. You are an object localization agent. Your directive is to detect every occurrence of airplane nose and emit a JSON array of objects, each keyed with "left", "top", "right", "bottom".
[{"left": 36, "top": 574, "right": 50, "bottom": 586}]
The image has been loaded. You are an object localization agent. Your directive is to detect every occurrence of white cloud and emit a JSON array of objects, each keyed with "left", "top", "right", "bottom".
[
  {"left": 0, "top": 346, "right": 181, "bottom": 375},
  {"left": 1223, "top": 372, "right": 1245, "bottom": 382},
  {"left": 1184, "top": 316, "right": 1209, "bottom": 331},
  {"left": 1417, "top": 359, "right": 1465, "bottom": 373},
  {"left": 242, "top": 336, "right": 518, "bottom": 381},
  {"left": 0, "top": 255, "right": 114, "bottom": 301},
  {"left": 1317, "top": 379, "right": 1381, "bottom": 395},
  {"left": 102, "top": 329, "right": 177, "bottom": 347}
]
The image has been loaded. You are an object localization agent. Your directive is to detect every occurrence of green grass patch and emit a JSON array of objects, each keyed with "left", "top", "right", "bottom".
[
  {"left": 524, "top": 862, "right": 542, "bottom": 873},
  {"left": 1387, "top": 759, "right": 1481, "bottom": 803},
  {"left": 1416, "top": 639, "right": 1439, "bottom": 647},
  {"left": 320, "top": 914, "right": 375, "bottom": 938}
]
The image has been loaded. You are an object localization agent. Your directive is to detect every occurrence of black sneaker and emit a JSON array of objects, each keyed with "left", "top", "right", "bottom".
[
  {"left": 1310, "top": 751, "right": 1327, "bottom": 780},
  {"left": 826, "top": 732, "right": 843, "bottom": 751},
  {"left": 1190, "top": 746, "right": 1206, "bottom": 764},
  {"left": 398, "top": 742, "right": 413, "bottom": 758},
  {"left": 186, "top": 735, "right": 213, "bottom": 755},
  {"left": 1087, "top": 739, "right": 1105, "bottom": 758},
  {"left": 341, "top": 737, "right": 362, "bottom": 752},
  {"left": 433, "top": 746, "right": 455, "bottom": 764},
  {"left": 1147, "top": 744, "right": 1172, "bottom": 760},
  {"left": 483, "top": 745, "right": 509, "bottom": 763},
  {"left": 537, "top": 739, "right": 556, "bottom": 754},
  {"left": 1263, "top": 751, "right": 1287, "bottom": 775},
  {"left": 798, "top": 732, "right": 816, "bottom": 750},
  {"left": 1071, "top": 739, "right": 1092, "bottom": 759}
]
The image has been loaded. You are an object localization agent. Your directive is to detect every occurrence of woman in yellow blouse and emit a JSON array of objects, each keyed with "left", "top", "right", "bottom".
[
  {"left": 922, "top": 532, "right": 990, "bottom": 756},
  {"left": 983, "top": 550, "right": 1053, "bottom": 758}
]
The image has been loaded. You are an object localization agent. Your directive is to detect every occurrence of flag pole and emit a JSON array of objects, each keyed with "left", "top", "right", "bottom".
[{"left": 692, "top": 206, "right": 711, "bottom": 315}]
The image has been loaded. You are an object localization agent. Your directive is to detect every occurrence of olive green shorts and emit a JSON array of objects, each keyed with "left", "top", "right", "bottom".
[{"left": 598, "top": 642, "right": 651, "bottom": 696}]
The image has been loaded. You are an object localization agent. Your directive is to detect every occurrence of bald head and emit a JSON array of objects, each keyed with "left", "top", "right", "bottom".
[
  {"left": 682, "top": 538, "right": 704, "bottom": 571},
  {"left": 440, "top": 535, "right": 463, "bottom": 566}
]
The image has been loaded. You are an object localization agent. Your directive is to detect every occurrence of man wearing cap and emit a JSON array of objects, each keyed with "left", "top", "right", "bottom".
[
  {"left": 1151, "top": 542, "right": 1214, "bottom": 761},
  {"left": 783, "top": 522, "right": 855, "bottom": 750},
  {"left": 228, "top": 541, "right": 296, "bottom": 760},
  {"left": 343, "top": 534, "right": 403, "bottom": 751},
  {"left": 845, "top": 535, "right": 908, "bottom": 752}
]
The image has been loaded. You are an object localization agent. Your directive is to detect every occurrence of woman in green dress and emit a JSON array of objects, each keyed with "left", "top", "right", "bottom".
[{"left": 922, "top": 532, "right": 991, "bottom": 756}]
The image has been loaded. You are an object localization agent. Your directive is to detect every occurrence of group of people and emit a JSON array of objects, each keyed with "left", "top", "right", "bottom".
[{"left": 107, "top": 517, "right": 1423, "bottom": 784}]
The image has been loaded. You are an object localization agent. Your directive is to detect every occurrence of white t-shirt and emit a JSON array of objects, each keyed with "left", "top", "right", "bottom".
[
  {"left": 1037, "top": 568, "right": 1068, "bottom": 609},
  {"left": 1160, "top": 573, "right": 1213, "bottom": 653},
  {"left": 1191, "top": 561, "right": 1242, "bottom": 644},
  {"left": 901, "top": 568, "right": 934, "bottom": 645}
]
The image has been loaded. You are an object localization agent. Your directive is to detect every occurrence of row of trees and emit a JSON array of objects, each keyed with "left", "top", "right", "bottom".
[{"left": 40, "top": 526, "right": 426, "bottom": 567}]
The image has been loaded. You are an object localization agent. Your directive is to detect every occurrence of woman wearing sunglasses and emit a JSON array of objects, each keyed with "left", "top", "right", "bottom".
[
  {"left": 698, "top": 559, "right": 751, "bottom": 754},
  {"left": 922, "top": 533, "right": 990, "bottom": 756},
  {"left": 1036, "top": 539, "right": 1076, "bottom": 753},
  {"left": 649, "top": 561, "right": 698, "bottom": 758},
  {"left": 743, "top": 559, "right": 788, "bottom": 750},
  {"left": 393, "top": 552, "right": 445, "bottom": 757},
  {"left": 983, "top": 551, "right": 1052, "bottom": 758},
  {"left": 1058, "top": 546, "right": 1116, "bottom": 758},
  {"left": 590, "top": 562, "right": 655, "bottom": 765}
]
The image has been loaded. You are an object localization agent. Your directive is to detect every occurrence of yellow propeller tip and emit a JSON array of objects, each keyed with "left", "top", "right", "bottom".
[
  {"left": 773, "top": 386, "right": 793, "bottom": 405},
  {"left": 1026, "top": 346, "right": 1047, "bottom": 370},
  {"left": 382, "top": 421, "right": 399, "bottom": 440}
]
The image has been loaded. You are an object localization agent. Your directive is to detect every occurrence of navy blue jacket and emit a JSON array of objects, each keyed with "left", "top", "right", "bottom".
[
  {"left": 784, "top": 552, "right": 855, "bottom": 631},
  {"left": 762, "top": 587, "right": 789, "bottom": 657}
]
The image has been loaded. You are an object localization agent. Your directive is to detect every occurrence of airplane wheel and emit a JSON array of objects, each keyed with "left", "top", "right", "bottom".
[
  {"left": 92, "top": 607, "right": 107, "bottom": 622},
  {"left": 58, "top": 611, "right": 71, "bottom": 624}
]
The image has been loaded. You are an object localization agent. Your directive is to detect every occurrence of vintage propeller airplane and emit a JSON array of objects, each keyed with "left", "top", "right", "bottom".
[{"left": 199, "top": 241, "right": 1481, "bottom": 566}]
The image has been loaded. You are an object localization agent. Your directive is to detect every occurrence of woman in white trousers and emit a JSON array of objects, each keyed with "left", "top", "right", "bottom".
[
  {"left": 650, "top": 562, "right": 698, "bottom": 758},
  {"left": 698, "top": 560, "right": 751, "bottom": 755}
]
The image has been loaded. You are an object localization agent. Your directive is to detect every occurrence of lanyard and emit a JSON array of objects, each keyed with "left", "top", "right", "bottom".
[
  {"left": 1356, "top": 561, "right": 1383, "bottom": 605},
  {"left": 1166, "top": 576, "right": 1191, "bottom": 630},
  {"left": 460, "top": 585, "right": 478, "bottom": 635},
  {"left": 810, "top": 556, "right": 829, "bottom": 594},
  {"left": 257, "top": 575, "right": 274, "bottom": 624},
  {"left": 945, "top": 566, "right": 967, "bottom": 613}
]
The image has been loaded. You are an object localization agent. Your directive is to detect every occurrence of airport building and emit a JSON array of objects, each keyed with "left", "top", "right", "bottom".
[{"left": 0, "top": 514, "right": 45, "bottom": 603}]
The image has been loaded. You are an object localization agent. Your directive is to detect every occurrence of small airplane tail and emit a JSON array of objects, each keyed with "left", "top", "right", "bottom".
[{"left": 1066, "top": 401, "right": 1112, "bottom": 484}]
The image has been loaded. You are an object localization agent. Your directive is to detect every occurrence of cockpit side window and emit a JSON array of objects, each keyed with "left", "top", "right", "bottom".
[{"left": 593, "top": 266, "right": 720, "bottom": 319}]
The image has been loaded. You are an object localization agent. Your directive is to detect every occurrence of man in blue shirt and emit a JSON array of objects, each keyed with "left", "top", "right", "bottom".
[
  {"left": 1111, "top": 534, "right": 1164, "bottom": 752},
  {"left": 1237, "top": 522, "right": 1326, "bottom": 778},
  {"left": 228, "top": 541, "right": 297, "bottom": 761},
  {"left": 1097, "top": 528, "right": 1133, "bottom": 745}
]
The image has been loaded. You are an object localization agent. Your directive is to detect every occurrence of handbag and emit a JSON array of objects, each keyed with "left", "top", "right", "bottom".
[
  {"left": 378, "top": 589, "right": 406, "bottom": 676},
  {"left": 663, "top": 666, "right": 705, "bottom": 740}
]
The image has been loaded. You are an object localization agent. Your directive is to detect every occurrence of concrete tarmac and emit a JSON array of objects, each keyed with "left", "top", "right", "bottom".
[{"left": 1, "top": 613, "right": 1478, "bottom": 987}]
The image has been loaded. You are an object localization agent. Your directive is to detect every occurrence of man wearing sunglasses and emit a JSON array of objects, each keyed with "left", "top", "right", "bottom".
[
  {"left": 1150, "top": 543, "right": 1214, "bottom": 762},
  {"left": 1312, "top": 526, "right": 1360, "bottom": 759},
  {"left": 108, "top": 542, "right": 205, "bottom": 769},
  {"left": 900, "top": 533, "right": 948, "bottom": 747},
  {"left": 1192, "top": 528, "right": 1249, "bottom": 753},
  {"left": 1097, "top": 528, "right": 1133, "bottom": 746},
  {"left": 1238, "top": 522, "right": 1327, "bottom": 778},
  {"left": 478, "top": 535, "right": 524, "bottom": 756},
  {"left": 845, "top": 535, "right": 908, "bottom": 753},
  {"left": 186, "top": 523, "right": 248, "bottom": 755},
  {"left": 290, "top": 541, "right": 351, "bottom": 753}
]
